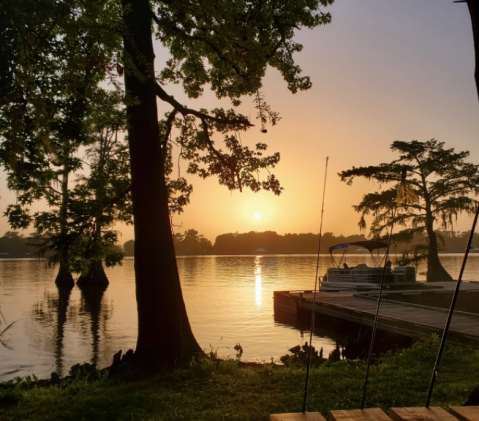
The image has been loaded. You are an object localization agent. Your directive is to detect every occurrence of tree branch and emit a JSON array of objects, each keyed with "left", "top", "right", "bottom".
[
  {"left": 154, "top": 82, "right": 252, "bottom": 127},
  {"left": 150, "top": 10, "right": 251, "bottom": 82},
  {"left": 200, "top": 118, "right": 242, "bottom": 192},
  {"left": 160, "top": 109, "right": 178, "bottom": 154}
]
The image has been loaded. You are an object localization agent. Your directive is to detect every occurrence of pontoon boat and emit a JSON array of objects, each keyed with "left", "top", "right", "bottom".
[{"left": 320, "top": 241, "right": 416, "bottom": 289}]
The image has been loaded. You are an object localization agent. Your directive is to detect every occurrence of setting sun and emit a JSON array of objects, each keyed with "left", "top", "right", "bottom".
[{"left": 254, "top": 212, "right": 262, "bottom": 220}]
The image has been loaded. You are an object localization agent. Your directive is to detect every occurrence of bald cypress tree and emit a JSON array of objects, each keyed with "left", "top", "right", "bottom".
[{"left": 339, "top": 139, "right": 479, "bottom": 282}]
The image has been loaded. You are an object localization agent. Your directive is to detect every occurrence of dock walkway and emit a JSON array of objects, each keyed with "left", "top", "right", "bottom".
[{"left": 274, "top": 282, "right": 479, "bottom": 346}]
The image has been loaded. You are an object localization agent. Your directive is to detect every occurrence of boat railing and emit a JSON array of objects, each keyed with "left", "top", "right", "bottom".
[
  {"left": 324, "top": 267, "right": 394, "bottom": 283},
  {"left": 322, "top": 265, "right": 416, "bottom": 284}
]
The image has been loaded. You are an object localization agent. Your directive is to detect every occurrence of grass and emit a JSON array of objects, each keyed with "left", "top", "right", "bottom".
[
  {"left": 0, "top": 307, "right": 15, "bottom": 348},
  {"left": 1, "top": 338, "right": 479, "bottom": 421}
]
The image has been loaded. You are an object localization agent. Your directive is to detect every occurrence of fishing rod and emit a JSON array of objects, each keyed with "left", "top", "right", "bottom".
[
  {"left": 425, "top": 202, "right": 479, "bottom": 408},
  {"left": 302, "top": 156, "right": 329, "bottom": 414},
  {"left": 360, "top": 206, "right": 397, "bottom": 410},
  {"left": 360, "top": 168, "right": 412, "bottom": 409}
]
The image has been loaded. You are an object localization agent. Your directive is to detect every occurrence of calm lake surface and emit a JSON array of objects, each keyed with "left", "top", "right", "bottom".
[{"left": 1, "top": 254, "right": 478, "bottom": 381}]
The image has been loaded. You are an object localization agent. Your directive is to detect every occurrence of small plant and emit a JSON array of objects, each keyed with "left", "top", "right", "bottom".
[
  {"left": 0, "top": 307, "right": 16, "bottom": 348},
  {"left": 1, "top": 374, "right": 38, "bottom": 390},
  {"left": 280, "top": 342, "right": 326, "bottom": 367},
  {"left": 329, "top": 344, "right": 341, "bottom": 362},
  {"left": 233, "top": 343, "right": 243, "bottom": 360}
]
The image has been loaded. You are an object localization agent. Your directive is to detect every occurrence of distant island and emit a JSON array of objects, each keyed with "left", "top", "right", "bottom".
[{"left": 1, "top": 229, "right": 476, "bottom": 258}]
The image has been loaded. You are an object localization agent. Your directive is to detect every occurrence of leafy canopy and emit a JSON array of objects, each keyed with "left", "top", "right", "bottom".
[
  {"left": 339, "top": 139, "right": 479, "bottom": 264},
  {"left": 0, "top": 0, "right": 125, "bottom": 274},
  {"left": 154, "top": 0, "right": 333, "bottom": 100},
  {"left": 0, "top": 0, "right": 335, "bottom": 272},
  {"left": 145, "top": 0, "right": 334, "bottom": 197}
]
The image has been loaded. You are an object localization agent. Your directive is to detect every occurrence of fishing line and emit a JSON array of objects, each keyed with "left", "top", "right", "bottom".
[
  {"left": 425, "top": 202, "right": 479, "bottom": 407},
  {"left": 360, "top": 205, "right": 397, "bottom": 410},
  {"left": 360, "top": 168, "right": 418, "bottom": 408},
  {"left": 302, "top": 156, "right": 329, "bottom": 414},
  {"left": 360, "top": 168, "right": 416, "bottom": 408}
]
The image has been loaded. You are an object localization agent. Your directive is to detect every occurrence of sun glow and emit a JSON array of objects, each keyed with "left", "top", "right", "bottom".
[{"left": 254, "top": 212, "right": 262, "bottom": 220}]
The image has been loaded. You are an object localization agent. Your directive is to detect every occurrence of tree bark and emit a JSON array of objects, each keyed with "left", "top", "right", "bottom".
[
  {"left": 55, "top": 160, "right": 74, "bottom": 287},
  {"left": 425, "top": 212, "right": 453, "bottom": 282},
  {"left": 467, "top": 1, "right": 479, "bottom": 100},
  {"left": 122, "top": 0, "right": 201, "bottom": 368},
  {"left": 76, "top": 260, "right": 109, "bottom": 288},
  {"left": 76, "top": 220, "right": 110, "bottom": 288},
  {"left": 55, "top": 249, "right": 74, "bottom": 287}
]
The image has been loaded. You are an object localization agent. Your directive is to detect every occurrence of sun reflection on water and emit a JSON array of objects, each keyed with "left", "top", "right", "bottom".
[{"left": 255, "top": 256, "right": 262, "bottom": 307}]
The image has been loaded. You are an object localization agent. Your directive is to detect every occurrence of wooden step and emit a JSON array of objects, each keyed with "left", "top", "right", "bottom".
[
  {"left": 330, "top": 408, "right": 392, "bottom": 421},
  {"left": 449, "top": 407, "right": 479, "bottom": 421},
  {"left": 270, "top": 413, "right": 326, "bottom": 421},
  {"left": 390, "top": 407, "right": 459, "bottom": 421}
]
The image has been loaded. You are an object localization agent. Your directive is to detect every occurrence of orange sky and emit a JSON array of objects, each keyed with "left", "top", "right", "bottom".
[{"left": 1, "top": 0, "right": 478, "bottom": 244}]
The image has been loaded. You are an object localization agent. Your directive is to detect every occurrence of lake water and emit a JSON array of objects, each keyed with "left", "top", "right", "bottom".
[{"left": 1, "top": 254, "right": 478, "bottom": 382}]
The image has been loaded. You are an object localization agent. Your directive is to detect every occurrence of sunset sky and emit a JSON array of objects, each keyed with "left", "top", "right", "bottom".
[{"left": 1, "top": 0, "right": 478, "bottom": 244}]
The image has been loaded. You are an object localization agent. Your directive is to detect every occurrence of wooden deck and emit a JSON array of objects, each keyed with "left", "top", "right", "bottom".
[
  {"left": 271, "top": 407, "right": 479, "bottom": 421},
  {"left": 274, "top": 282, "right": 479, "bottom": 346}
]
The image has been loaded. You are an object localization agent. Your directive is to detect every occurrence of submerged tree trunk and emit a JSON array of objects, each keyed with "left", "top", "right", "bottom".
[
  {"left": 426, "top": 250, "right": 453, "bottom": 282},
  {"left": 55, "top": 161, "right": 74, "bottom": 287},
  {"left": 55, "top": 249, "right": 74, "bottom": 287},
  {"left": 122, "top": 0, "right": 201, "bottom": 368},
  {"left": 425, "top": 213, "right": 453, "bottom": 282},
  {"left": 76, "top": 260, "right": 109, "bottom": 288},
  {"left": 77, "top": 221, "right": 109, "bottom": 288}
]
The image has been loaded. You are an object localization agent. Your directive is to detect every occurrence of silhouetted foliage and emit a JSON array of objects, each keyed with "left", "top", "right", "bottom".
[
  {"left": 0, "top": 232, "right": 35, "bottom": 257},
  {"left": 0, "top": 0, "right": 123, "bottom": 286},
  {"left": 123, "top": 240, "right": 134, "bottom": 257},
  {"left": 436, "top": 230, "right": 479, "bottom": 253},
  {"left": 213, "top": 231, "right": 367, "bottom": 255},
  {"left": 280, "top": 342, "right": 325, "bottom": 367},
  {"left": 173, "top": 230, "right": 213, "bottom": 255},
  {"left": 340, "top": 139, "right": 479, "bottom": 282}
]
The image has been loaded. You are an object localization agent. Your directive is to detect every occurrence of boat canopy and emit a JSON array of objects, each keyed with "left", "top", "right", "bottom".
[
  {"left": 329, "top": 241, "right": 388, "bottom": 254},
  {"left": 328, "top": 240, "right": 389, "bottom": 268}
]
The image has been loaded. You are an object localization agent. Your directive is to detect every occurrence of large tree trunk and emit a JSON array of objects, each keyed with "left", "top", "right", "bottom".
[
  {"left": 55, "top": 161, "right": 74, "bottom": 287},
  {"left": 467, "top": 1, "right": 479, "bottom": 100},
  {"left": 425, "top": 215, "right": 453, "bottom": 282},
  {"left": 122, "top": 0, "right": 201, "bottom": 369},
  {"left": 76, "top": 222, "right": 109, "bottom": 288},
  {"left": 55, "top": 250, "right": 74, "bottom": 287},
  {"left": 76, "top": 260, "right": 109, "bottom": 288}
]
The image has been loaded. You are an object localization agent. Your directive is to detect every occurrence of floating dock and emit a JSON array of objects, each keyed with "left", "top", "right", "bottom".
[{"left": 274, "top": 282, "right": 479, "bottom": 346}]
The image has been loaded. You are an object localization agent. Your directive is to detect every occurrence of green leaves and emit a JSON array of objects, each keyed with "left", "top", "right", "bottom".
[
  {"left": 1, "top": 0, "right": 335, "bottom": 276},
  {"left": 154, "top": 0, "right": 333, "bottom": 100},
  {"left": 169, "top": 113, "right": 283, "bottom": 195}
]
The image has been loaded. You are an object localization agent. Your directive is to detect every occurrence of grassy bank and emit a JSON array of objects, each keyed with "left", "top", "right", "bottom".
[{"left": 1, "top": 339, "right": 479, "bottom": 421}]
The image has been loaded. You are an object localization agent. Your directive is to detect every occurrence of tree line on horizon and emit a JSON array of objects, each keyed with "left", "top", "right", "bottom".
[
  {"left": 120, "top": 229, "right": 479, "bottom": 257},
  {"left": 3, "top": 228, "right": 479, "bottom": 260}
]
